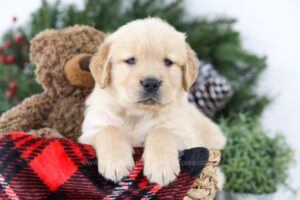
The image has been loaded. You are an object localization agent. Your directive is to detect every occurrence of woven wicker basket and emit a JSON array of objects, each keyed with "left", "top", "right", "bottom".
[{"left": 184, "top": 149, "right": 221, "bottom": 200}]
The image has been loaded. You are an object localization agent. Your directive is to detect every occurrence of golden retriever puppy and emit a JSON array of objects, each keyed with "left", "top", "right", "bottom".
[{"left": 79, "top": 18, "right": 226, "bottom": 186}]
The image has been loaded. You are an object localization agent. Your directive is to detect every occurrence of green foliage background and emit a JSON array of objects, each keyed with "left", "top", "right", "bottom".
[{"left": 220, "top": 114, "right": 294, "bottom": 193}]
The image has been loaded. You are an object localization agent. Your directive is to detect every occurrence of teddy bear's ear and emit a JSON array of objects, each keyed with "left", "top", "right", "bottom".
[
  {"left": 90, "top": 42, "right": 111, "bottom": 89},
  {"left": 29, "top": 29, "right": 58, "bottom": 65}
]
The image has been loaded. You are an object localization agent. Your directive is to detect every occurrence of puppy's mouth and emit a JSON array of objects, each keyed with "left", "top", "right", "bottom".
[{"left": 137, "top": 97, "right": 161, "bottom": 105}]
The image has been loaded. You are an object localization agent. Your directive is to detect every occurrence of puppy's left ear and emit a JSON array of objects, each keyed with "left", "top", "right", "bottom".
[
  {"left": 90, "top": 42, "right": 111, "bottom": 89},
  {"left": 182, "top": 44, "right": 199, "bottom": 92}
]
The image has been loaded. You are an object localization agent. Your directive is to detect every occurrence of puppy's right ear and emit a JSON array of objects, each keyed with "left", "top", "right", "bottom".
[
  {"left": 90, "top": 42, "right": 111, "bottom": 89},
  {"left": 182, "top": 44, "right": 199, "bottom": 92}
]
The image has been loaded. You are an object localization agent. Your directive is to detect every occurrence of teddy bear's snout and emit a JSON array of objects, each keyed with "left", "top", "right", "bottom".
[
  {"left": 64, "top": 53, "right": 95, "bottom": 88},
  {"left": 79, "top": 55, "right": 92, "bottom": 72}
]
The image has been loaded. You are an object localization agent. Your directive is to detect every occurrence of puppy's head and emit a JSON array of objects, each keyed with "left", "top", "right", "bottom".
[{"left": 90, "top": 18, "right": 199, "bottom": 110}]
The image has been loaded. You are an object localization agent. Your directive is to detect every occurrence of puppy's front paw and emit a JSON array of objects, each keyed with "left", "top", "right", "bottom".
[
  {"left": 216, "top": 167, "right": 226, "bottom": 190},
  {"left": 97, "top": 147, "right": 134, "bottom": 182},
  {"left": 143, "top": 151, "right": 180, "bottom": 186},
  {"left": 214, "top": 132, "right": 227, "bottom": 150}
]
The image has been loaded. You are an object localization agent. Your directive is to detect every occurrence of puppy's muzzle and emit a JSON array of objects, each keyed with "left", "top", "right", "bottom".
[
  {"left": 141, "top": 78, "right": 161, "bottom": 93},
  {"left": 139, "top": 77, "right": 161, "bottom": 105}
]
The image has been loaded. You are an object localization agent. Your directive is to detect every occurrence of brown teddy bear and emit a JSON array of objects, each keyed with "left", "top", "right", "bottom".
[{"left": 0, "top": 25, "right": 105, "bottom": 140}]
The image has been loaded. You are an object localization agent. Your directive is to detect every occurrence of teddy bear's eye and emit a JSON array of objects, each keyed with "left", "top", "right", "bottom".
[
  {"left": 125, "top": 57, "right": 136, "bottom": 65},
  {"left": 164, "top": 58, "right": 173, "bottom": 67},
  {"left": 74, "top": 49, "right": 81, "bottom": 54}
]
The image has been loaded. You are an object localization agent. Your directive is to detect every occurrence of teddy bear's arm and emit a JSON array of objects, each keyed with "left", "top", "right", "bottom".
[
  {"left": 0, "top": 93, "right": 53, "bottom": 135},
  {"left": 28, "top": 127, "right": 63, "bottom": 138}
]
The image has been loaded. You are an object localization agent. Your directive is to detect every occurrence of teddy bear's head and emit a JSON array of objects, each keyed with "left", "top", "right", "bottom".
[{"left": 30, "top": 25, "right": 105, "bottom": 94}]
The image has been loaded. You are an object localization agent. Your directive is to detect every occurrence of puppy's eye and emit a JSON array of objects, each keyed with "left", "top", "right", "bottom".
[
  {"left": 125, "top": 57, "right": 136, "bottom": 65},
  {"left": 164, "top": 58, "right": 173, "bottom": 67}
]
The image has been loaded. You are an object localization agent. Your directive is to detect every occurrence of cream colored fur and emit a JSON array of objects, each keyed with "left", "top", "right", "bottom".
[{"left": 79, "top": 18, "right": 226, "bottom": 186}]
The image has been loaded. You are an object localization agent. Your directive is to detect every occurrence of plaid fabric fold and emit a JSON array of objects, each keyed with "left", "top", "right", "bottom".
[{"left": 0, "top": 132, "right": 209, "bottom": 200}]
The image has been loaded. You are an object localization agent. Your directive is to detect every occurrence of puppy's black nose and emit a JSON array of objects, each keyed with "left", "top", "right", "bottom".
[{"left": 141, "top": 78, "right": 161, "bottom": 93}]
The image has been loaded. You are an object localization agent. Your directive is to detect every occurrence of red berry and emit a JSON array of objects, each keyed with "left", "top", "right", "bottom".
[
  {"left": 9, "top": 82, "right": 17, "bottom": 90},
  {"left": 0, "top": 46, "right": 3, "bottom": 53},
  {"left": 6, "top": 91, "right": 15, "bottom": 99},
  {"left": 5, "top": 41, "right": 12, "bottom": 48},
  {"left": 6, "top": 55, "right": 15, "bottom": 63},
  {"left": 15, "top": 35, "right": 23, "bottom": 41},
  {"left": 15, "top": 35, "right": 24, "bottom": 44}
]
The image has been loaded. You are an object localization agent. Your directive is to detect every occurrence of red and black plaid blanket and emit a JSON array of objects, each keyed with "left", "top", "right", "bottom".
[{"left": 0, "top": 132, "right": 209, "bottom": 200}]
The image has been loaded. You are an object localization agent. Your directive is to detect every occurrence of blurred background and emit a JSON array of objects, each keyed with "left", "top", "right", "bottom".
[{"left": 0, "top": 0, "right": 299, "bottom": 199}]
